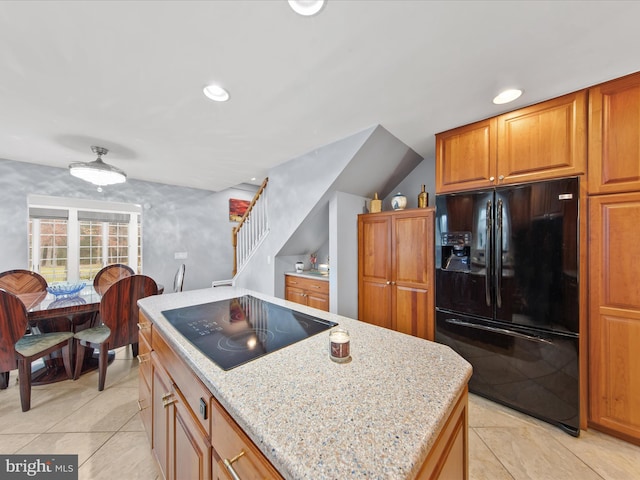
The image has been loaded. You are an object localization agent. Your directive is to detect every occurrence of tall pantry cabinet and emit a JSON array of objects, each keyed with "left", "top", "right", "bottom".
[
  {"left": 358, "top": 208, "right": 435, "bottom": 341},
  {"left": 588, "top": 71, "right": 640, "bottom": 445}
]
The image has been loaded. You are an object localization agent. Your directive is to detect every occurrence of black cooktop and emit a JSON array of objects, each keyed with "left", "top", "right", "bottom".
[{"left": 161, "top": 295, "right": 337, "bottom": 370}]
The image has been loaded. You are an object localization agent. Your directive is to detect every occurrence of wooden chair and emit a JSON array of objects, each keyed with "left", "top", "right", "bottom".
[
  {"left": 0, "top": 289, "right": 73, "bottom": 411},
  {"left": 93, "top": 264, "right": 134, "bottom": 295},
  {"left": 173, "top": 264, "right": 186, "bottom": 292},
  {"left": 74, "top": 274, "right": 158, "bottom": 391}
]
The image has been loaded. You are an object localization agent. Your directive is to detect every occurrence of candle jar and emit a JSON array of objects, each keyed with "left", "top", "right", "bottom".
[{"left": 329, "top": 328, "right": 351, "bottom": 363}]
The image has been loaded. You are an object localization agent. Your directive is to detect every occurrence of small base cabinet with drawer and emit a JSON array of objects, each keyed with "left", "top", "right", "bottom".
[
  {"left": 284, "top": 274, "right": 329, "bottom": 311},
  {"left": 139, "top": 311, "right": 282, "bottom": 480}
]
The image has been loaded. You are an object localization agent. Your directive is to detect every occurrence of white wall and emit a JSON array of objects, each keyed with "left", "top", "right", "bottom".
[{"left": 329, "top": 191, "right": 368, "bottom": 318}]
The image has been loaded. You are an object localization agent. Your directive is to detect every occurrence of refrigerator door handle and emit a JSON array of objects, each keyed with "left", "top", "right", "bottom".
[
  {"left": 485, "top": 200, "right": 492, "bottom": 307},
  {"left": 444, "top": 318, "right": 554, "bottom": 345},
  {"left": 496, "top": 198, "right": 503, "bottom": 308}
]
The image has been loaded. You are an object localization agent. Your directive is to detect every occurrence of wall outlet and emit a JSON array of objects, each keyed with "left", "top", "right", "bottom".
[{"left": 174, "top": 252, "right": 188, "bottom": 260}]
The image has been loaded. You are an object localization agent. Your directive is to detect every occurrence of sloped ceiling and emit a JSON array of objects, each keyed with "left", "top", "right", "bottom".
[{"left": 1, "top": 1, "right": 640, "bottom": 192}]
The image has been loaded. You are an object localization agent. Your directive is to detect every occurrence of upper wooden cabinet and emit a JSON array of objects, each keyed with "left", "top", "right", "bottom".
[
  {"left": 589, "top": 71, "right": 640, "bottom": 194},
  {"left": 358, "top": 208, "right": 435, "bottom": 340},
  {"left": 436, "top": 91, "right": 587, "bottom": 193}
]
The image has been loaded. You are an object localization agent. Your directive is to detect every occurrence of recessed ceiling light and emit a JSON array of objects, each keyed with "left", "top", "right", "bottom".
[
  {"left": 251, "top": 177, "right": 257, "bottom": 181},
  {"left": 493, "top": 89, "right": 523, "bottom": 105},
  {"left": 288, "top": 0, "right": 326, "bottom": 16},
  {"left": 203, "top": 84, "right": 230, "bottom": 102}
]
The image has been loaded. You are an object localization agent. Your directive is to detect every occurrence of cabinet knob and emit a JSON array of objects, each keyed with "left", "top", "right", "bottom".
[
  {"left": 489, "top": 176, "right": 495, "bottom": 182},
  {"left": 498, "top": 175, "right": 505, "bottom": 181},
  {"left": 386, "top": 281, "right": 391, "bottom": 285}
]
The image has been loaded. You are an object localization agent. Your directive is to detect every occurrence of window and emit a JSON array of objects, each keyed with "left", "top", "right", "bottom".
[{"left": 28, "top": 195, "right": 142, "bottom": 283}]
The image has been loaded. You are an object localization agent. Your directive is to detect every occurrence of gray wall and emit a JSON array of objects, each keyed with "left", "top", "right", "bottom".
[
  {"left": 0, "top": 158, "right": 255, "bottom": 291},
  {"left": 383, "top": 157, "right": 436, "bottom": 210}
]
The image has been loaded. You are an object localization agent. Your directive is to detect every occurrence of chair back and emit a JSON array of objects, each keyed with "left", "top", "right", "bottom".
[
  {"left": 0, "top": 270, "right": 48, "bottom": 310},
  {"left": 99, "top": 275, "right": 158, "bottom": 350},
  {"left": 93, "top": 264, "right": 135, "bottom": 295},
  {"left": 0, "top": 289, "right": 29, "bottom": 372},
  {"left": 173, "top": 264, "right": 186, "bottom": 293}
]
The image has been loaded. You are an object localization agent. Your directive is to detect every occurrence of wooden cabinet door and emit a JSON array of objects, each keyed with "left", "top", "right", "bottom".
[
  {"left": 152, "top": 354, "right": 172, "bottom": 480},
  {"left": 285, "top": 286, "right": 306, "bottom": 306},
  {"left": 497, "top": 90, "right": 586, "bottom": 184},
  {"left": 307, "top": 292, "right": 329, "bottom": 311},
  {"left": 138, "top": 333, "right": 152, "bottom": 442},
  {"left": 172, "top": 390, "right": 212, "bottom": 480},
  {"left": 358, "top": 214, "right": 393, "bottom": 329},
  {"left": 436, "top": 118, "right": 497, "bottom": 193},
  {"left": 393, "top": 211, "right": 434, "bottom": 339},
  {"left": 589, "top": 71, "right": 640, "bottom": 194},
  {"left": 588, "top": 193, "right": 640, "bottom": 443}
]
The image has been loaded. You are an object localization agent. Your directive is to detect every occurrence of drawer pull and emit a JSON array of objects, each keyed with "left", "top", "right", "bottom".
[
  {"left": 137, "top": 400, "right": 150, "bottom": 411},
  {"left": 162, "top": 394, "right": 177, "bottom": 408},
  {"left": 137, "top": 322, "right": 151, "bottom": 330},
  {"left": 138, "top": 353, "right": 150, "bottom": 363},
  {"left": 223, "top": 451, "right": 245, "bottom": 480}
]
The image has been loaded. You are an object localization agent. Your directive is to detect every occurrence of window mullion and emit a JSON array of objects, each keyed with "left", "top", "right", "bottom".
[
  {"left": 31, "top": 219, "right": 41, "bottom": 272},
  {"left": 102, "top": 222, "right": 109, "bottom": 267},
  {"left": 67, "top": 208, "right": 80, "bottom": 282}
]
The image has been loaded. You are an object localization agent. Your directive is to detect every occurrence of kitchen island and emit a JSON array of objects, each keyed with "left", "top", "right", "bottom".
[{"left": 138, "top": 287, "right": 471, "bottom": 479}]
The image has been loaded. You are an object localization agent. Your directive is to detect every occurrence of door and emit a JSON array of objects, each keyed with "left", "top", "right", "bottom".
[
  {"left": 436, "top": 117, "right": 497, "bottom": 193},
  {"left": 497, "top": 90, "right": 587, "bottom": 184},
  {"left": 435, "top": 190, "right": 495, "bottom": 320},
  {"left": 495, "top": 178, "right": 579, "bottom": 334},
  {"left": 589, "top": 71, "right": 640, "bottom": 194},
  {"left": 358, "top": 214, "right": 393, "bottom": 329},
  {"left": 589, "top": 192, "right": 640, "bottom": 442},
  {"left": 393, "top": 211, "right": 433, "bottom": 339}
]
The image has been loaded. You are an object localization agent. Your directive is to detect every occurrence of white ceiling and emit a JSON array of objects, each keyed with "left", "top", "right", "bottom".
[{"left": 2, "top": 1, "right": 640, "bottom": 192}]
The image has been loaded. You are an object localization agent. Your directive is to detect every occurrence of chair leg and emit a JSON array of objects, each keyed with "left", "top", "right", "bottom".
[
  {"left": 0, "top": 371, "right": 9, "bottom": 390},
  {"left": 17, "top": 357, "right": 32, "bottom": 412},
  {"left": 61, "top": 341, "right": 73, "bottom": 380},
  {"left": 131, "top": 342, "right": 139, "bottom": 357},
  {"left": 74, "top": 340, "right": 86, "bottom": 380},
  {"left": 98, "top": 344, "right": 108, "bottom": 391}
]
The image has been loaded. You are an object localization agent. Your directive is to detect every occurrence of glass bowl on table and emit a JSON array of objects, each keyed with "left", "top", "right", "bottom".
[{"left": 46, "top": 282, "right": 86, "bottom": 298}]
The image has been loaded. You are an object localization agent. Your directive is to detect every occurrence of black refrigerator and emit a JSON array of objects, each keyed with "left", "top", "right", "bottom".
[{"left": 435, "top": 176, "right": 580, "bottom": 436}]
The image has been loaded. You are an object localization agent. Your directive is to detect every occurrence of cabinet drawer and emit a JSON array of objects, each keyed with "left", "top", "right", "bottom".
[
  {"left": 285, "top": 275, "right": 329, "bottom": 294},
  {"left": 138, "top": 332, "right": 152, "bottom": 389},
  {"left": 153, "top": 329, "right": 212, "bottom": 437},
  {"left": 138, "top": 311, "right": 153, "bottom": 345},
  {"left": 211, "top": 398, "right": 282, "bottom": 480}
]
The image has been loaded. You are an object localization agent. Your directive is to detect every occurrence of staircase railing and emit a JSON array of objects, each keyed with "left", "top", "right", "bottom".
[{"left": 232, "top": 178, "right": 269, "bottom": 276}]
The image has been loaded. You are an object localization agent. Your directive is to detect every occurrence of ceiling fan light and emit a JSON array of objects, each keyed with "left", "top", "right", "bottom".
[
  {"left": 69, "top": 147, "right": 127, "bottom": 187},
  {"left": 288, "top": 0, "right": 326, "bottom": 16},
  {"left": 203, "top": 84, "right": 230, "bottom": 102},
  {"left": 493, "top": 88, "right": 523, "bottom": 105}
]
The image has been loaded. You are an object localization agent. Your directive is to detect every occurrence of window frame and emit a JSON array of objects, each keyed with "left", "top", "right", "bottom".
[{"left": 28, "top": 195, "right": 142, "bottom": 283}]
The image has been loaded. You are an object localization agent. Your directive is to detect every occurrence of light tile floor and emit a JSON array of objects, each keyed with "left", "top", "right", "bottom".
[{"left": 1, "top": 348, "right": 639, "bottom": 479}]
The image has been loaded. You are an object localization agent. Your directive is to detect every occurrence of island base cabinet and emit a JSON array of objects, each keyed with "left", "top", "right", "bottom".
[
  {"left": 417, "top": 387, "right": 469, "bottom": 480},
  {"left": 151, "top": 353, "right": 212, "bottom": 480}
]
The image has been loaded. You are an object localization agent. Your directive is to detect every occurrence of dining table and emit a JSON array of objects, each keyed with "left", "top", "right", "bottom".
[{"left": 10, "top": 282, "right": 163, "bottom": 385}]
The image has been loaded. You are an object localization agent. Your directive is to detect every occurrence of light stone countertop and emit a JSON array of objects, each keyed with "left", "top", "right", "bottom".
[
  {"left": 284, "top": 271, "right": 329, "bottom": 281},
  {"left": 138, "top": 287, "right": 472, "bottom": 480}
]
